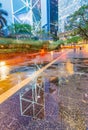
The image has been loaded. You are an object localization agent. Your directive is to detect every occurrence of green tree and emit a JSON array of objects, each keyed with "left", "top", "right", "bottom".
[
  {"left": 0, "top": 3, "right": 8, "bottom": 36},
  {"left": 65, "top": 5, "right": 88, "bottom": 40},
  {"left": 66, "top": 36, "right": 82, "bottom": 44},
  {"left": 9, "top": 23, "right": 32, "bottom": 34}
]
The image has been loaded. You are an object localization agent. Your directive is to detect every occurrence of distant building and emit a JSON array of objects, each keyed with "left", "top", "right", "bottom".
[{"left": 58, "top": 0, "right": 88, "bottom": 33}]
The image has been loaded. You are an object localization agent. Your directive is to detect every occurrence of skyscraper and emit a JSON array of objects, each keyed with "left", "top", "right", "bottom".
[
  {"left": 50, "top": 0, "right": 58, "bottom": 35},
  {"left": 41, "top": 0, "right": 58, "bottom": 34}
]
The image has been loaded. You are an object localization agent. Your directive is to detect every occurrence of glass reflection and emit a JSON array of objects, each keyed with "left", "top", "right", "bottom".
[{"left": 0, "top": 62, "right": 10, "bottom": 80}]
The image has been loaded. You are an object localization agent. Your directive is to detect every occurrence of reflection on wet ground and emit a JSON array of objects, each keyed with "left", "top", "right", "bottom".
[
  {"left": 0, "top": 62, "right": 10, "bottom": 81},
  {"left": 0, "top": 51, "right": 62, "bottom": 94},
  {"left": 0, "top": 48, "right": 88, "bottom": 130},
  {"left": 72, "top": 58, "right": 88, "bottom": 74}
]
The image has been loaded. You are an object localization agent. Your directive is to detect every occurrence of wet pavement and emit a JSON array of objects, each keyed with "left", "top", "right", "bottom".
[{"left": 0, "top": 47, "right": 88, "bottom": 130}]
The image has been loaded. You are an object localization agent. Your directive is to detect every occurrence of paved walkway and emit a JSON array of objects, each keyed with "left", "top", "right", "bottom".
[{"left": 0, "top": 48, "right": 88, "bottom": 130}]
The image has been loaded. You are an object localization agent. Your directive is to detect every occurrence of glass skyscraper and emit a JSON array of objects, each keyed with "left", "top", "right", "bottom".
[
  {"left": 49, "top": 0, "right": 58, "bottom": 34},
  {"left": 41, "top": 0, "right": 58, "bottom": 35}
]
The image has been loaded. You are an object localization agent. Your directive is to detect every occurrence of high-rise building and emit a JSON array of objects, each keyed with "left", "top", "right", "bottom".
[
  {"left": 41, "top": 0, "right": 58, "bottom": 36},
  {"left": 58, "top": 0, "right": 88, "bottom": 33},
  {"left": 48, "top": 0, "right": 58, "bottom": 35}
]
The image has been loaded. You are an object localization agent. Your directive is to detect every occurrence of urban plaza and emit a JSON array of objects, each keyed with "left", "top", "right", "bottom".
[{"left": 0, "top": 0, "right": 88, "bottom": 130}]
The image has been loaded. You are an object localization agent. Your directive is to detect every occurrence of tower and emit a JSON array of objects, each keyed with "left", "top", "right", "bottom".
[{"left": 47, "top": 0, "right": 58, "bottom": 34}]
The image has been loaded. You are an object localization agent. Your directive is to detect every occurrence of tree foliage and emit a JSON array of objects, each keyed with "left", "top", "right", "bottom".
[
  {"left": 65, "top": 5, "right": 88, "bottom": 40},
  {"left": 66, "top": 36, "right": 82, "bottom": 44},
  {"left": 0, "top": 4, "right": 8, "bottom": 29},
  {"left": 0, "top": 3, "right": 8, "bottom": 36},
  {"left": 8, "top": 23, "right": 32, "bottom": 35}
]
